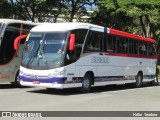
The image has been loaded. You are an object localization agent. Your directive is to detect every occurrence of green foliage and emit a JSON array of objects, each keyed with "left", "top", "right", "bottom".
[
  {"left": 1, "top": 0, "right": 160, "bottom": 41},
  {"left": 90, "top": 0, "right": 160, "bottom": 41},
  {"left": 90, "top": 0, "right": 133, "bottom": 31},
  {"left": 8, "top": 0, "right": 59, "bottom": 22},
  {"left": 1, "top": 0, "right": 97, "bottom": 22},
  {"left": 0, "top": 0, "right": 13, "bottom": 18},
  {"left": 61, "top": 0, "right": 98, "bottom": 22}
]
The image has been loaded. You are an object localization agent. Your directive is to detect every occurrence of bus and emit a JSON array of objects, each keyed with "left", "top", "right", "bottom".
[
  {"left": 19, "top": 23, "right": 157, "bottom": 92},
  {"left": 0, "top": 19, "right": 39, "bottom": 86}
]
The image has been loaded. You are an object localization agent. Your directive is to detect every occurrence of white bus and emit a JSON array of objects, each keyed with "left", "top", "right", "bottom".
[
  {"left": 0, "top": 19, "right": 38, "bottom": 86},
  {"left": 19, "top": 23, "right": 157, "bottom": 92}
]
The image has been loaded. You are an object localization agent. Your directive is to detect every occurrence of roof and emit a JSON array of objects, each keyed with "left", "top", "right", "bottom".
[
  {"left": 30, "top": 22, "right": 155, "bottom": 43},
  {"left": 0, "top": 19, "right": 39, "bottom": 25},
  {"left": 109, "top": 28, "right": 156, "bottom": 43},
  {"left": 31, "top": 22, "right": 104, "bottom": 32}
]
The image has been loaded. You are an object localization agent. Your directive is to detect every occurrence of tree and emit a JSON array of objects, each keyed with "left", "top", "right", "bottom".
[
  {"left": 120, "top": 0, "right": 160, "bottom": 40},
  {"left": 90, "top": 0, "right": 160, "bottom": 40},
  {"left": 9, "top": 0, "right": 60, "bottom": 22},
  {"left": 90, "top": 0, "right": 133, "bottom": 31},
  {"left": 0, "top": 0, "right": 13, "bottom": 18},
  {"left": 61, "top": 0, "right": 98, "bottom": 22}
]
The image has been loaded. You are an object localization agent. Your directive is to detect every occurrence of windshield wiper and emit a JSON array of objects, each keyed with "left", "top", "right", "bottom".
[
  {"left": 37, "top": 41, "right": 49, "bottom": 67},
  {"left": 26, "top": 40, "right": 42, "bottom": 68}
]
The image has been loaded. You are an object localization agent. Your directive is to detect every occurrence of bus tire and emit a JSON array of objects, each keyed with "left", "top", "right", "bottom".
[
  {"left": 134, "top": 73, "right": 143, "bottom": 88},
  {"left": 14, "top": 71, "right": 21, "bottom": 87},
  {"left": 79, "top": 74, "right": 92, "bottom": 93}
]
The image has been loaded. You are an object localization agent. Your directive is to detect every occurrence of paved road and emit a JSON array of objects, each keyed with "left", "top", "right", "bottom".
[{"left": 0, "top": 83, "right": 160, "bottom": 120}]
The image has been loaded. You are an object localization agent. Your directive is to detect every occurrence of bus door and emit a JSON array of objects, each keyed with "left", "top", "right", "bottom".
[
  {"left": 65, "top": 29, "right": 88, "bottom": 83},
  {"left": 82, "top": 29, "right": 106, "bottom": 79}
]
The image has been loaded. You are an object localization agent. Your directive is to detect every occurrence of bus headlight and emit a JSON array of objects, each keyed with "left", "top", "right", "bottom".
[{"left": 49, "top": 70, "right": 65, "bottom": 77}]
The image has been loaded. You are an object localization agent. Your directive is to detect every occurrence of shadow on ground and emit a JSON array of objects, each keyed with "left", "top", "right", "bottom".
[
  {"left": 27, "top": 82, "right": 160, "bottom": 96},
  {"left": 0, "top": 83, "right": 32, "bottom": 89}
]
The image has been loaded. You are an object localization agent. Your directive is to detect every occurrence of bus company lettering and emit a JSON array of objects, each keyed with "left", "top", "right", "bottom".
[{"left": 92, "top": 57, "right": 110, "bottom": 63}]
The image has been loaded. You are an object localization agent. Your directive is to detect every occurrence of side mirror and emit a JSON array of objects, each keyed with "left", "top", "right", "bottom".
[
  {"left": 14, "top": 34, "right": 28, "bottom": 51},
  {"left": 69, "top": 34, "right": 75, "bottom": 51}
]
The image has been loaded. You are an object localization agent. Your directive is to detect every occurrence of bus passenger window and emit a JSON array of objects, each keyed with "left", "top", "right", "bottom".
[
  {"left": 117, "top": 37, "right": 126, "bottom": 53},
  {"left": 106, "top": 35, "right": 113, "bottom": 52},
  {"left": 134, "top": 41, "right": 139, "bottom": 55},
  {"left": 85, "top": 31, "right": 102, "bottom": 52},
  {"left": 121, "top": 38, "right": 128, "bottom": 54},
  {"left": 148, "top": 43, "right": 156, "bottom": 56},
  {"left": 71, "top": 29, "right": 88, "bottom": 58},
  {"left": 139, "top": 42, "right": 146, "bottom": 55},
  {"left": 65, "top": 29, "right": 88, "bottom": 65},
  {"left": 129, "top": 39, "right": 134, "bottom": 54}
]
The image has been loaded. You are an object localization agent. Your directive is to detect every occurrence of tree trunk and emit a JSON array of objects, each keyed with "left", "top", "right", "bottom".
[
  {"left": 145, "top": 15, "right": 158, "bottom": 40},
  {"left": 139, "top": 16, "right": 147, "bottom": 37}
]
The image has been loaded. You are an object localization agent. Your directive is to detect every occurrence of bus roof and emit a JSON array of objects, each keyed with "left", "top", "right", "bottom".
[
  {"left": 31, "top": 23, "right": 104, "bottom": 32},
  {"left": 0, "top": 19, "right": 39, "bottom": 25},
  {"left": 30, "top": 22, "right": 156, "bottom": 43},
  {"left": 109, "top": 28, "right": 156, "bottom": 43}
]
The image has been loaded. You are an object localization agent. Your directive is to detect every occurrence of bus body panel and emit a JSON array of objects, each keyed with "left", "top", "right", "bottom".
[
  {"left": 19, "top": 53, "right": 156, "bottom": 88},
  {"left": 19, "top": 23, "right": 157, "bottom": 91}
]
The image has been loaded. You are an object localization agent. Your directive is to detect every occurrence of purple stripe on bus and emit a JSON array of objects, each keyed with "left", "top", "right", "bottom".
[
  {"left": 20, "top": 75, "right": 155, "bottom": 84},
  {"left": 19, "top": 76, "right": 67, "bottom": 84}
]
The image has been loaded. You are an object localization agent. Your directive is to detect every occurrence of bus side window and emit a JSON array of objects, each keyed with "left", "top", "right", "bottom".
[
  {"left": 65, "top": 29, "right": 87, "bottom": 65},
  {"left": 105, "top": 35, "right": 117, "bottom": 52},
  {"left": 116, "top": 37, "right": 121, "bottom": 53},
  {"left": 144, "top": 42, "right": 147, "bottom": 55},
  {"left": 85, "top": 31, "right": 102, "bottom": 52},
  {"left": 75, "top": 29, "right": 88, "bottom": 58},
  {"left": 148, "top": 43, "right": 156, "bottom": 56},
  {"left": 106, "top": 35, "right": 113, "bottom": 52},
  {"left": 0, "top": 23, "right": 35, "bottom": 65},
  {"left": 139, "top": 41, "right": 146, "bottom": 55},
  {"left": 122, "top": 38, "right": 128, "bottom": 54},
  {"left": 112, "top": 36, "right": 116, "bottom": 52},
  {"left": 0, "top": 30, "right": 16, "bottom": 64},
  {"left": 134, "top": 40, "right": 139, "bottom": 55},
  {"left": 129, "top": 39, "right": 134, "bottom": 54},
  {"left": 117, "top": 37, "right": 128, "bottom": 54}
]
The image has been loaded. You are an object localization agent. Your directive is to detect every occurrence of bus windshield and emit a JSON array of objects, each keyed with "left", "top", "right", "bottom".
[{"left": 21, "top": 32, "right": 67, "bottom": 69}]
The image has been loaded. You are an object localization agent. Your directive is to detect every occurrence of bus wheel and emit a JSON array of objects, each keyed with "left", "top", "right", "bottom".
[
  {"left": 135, "top": 73, "right": 143, "bottom": 88},
  {"left": 14, "top": 71, "right": 21, "bottom": 87},
  {"left": 79, "top": 74, "right": 92, "bottom": 93}
]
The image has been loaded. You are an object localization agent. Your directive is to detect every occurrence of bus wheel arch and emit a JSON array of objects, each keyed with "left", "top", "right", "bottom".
[
  {"left": 79, "top": 71, "right": 94, "bottom": 93},
  {"left": 135, "top": 71, "right": 143, "bottom": 88},
  {"left": 86, "top": 71, "right": 94, "bottom": 85}
]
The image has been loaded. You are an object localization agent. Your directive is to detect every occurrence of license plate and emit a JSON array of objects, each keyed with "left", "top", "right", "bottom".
[{"left": 33, "top": 80, "right": 40, "bottom": 84}]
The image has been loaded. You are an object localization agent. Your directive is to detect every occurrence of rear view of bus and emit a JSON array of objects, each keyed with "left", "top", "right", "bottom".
[
  {"left": 19, "top": 23, "right": 157, "bottom": 93},
  {"left": 0, "top": 19, "right": 38, "bottom": 85}
]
